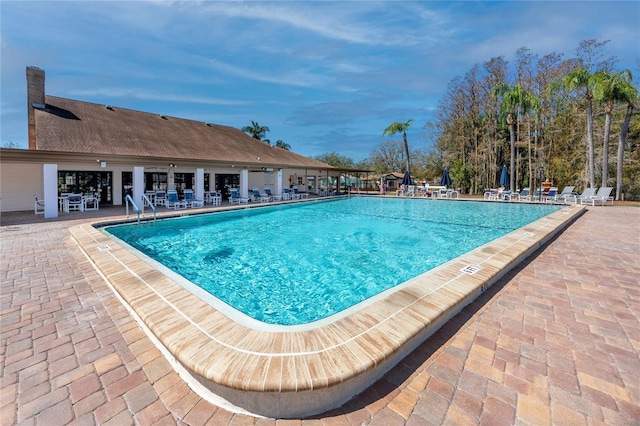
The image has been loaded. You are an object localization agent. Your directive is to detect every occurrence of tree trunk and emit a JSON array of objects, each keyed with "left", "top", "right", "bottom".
[
  {"left": 586, "top": 95, "right": 595, "bottom": 187},
  {"left": 602, "top": 101, "right": 612, "bottom": 188},
  {"left": 508, "top": 113, "right": 516, "bottom": 192},
  {"left": 616, "top": 103, "right": 633, "bottom": 200},
  {"left": 403, "top": 131, "right": 411, "bottom": 176}
]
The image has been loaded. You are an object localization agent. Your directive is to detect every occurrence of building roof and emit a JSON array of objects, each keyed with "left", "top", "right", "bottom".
[{"left": 33, "top": 96, "right": 333, "bottom": 170}]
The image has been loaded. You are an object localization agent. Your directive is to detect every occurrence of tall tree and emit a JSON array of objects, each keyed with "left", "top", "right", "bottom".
[
  {"left": 369, "top": 140, "right": 405, "bottom": 173},
  {"left": 614, "top": 77, "right": 638, "bottom": 200},
  {"left": 561, "top": 68, "right": 597, "bottom": 187},
  {"left": 494, "top": 83, "right": 540, "bottom": 192},
  {"left": 241, "top": 121, "right": 270, "bottom": 143},
  {"left": 383, "top": 119, "right": 414, "bottom": 176},
  {"left": 592, "top": 70, "right": 633, "bottom": 187}
]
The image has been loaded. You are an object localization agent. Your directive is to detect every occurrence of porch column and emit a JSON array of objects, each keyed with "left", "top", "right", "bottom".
[
  {"left": 240, "top": 169, "right": 249, "bottom": 199},
  {"left": 43, "top": 164, "right": 58, "bottom": 219},
  {"left": 195, "top": 168, "right": 205, "bottom": 201},
  {"left": 276, "top": 169, "right": 283, "bottom": 196},
  {"left": 133, "top": 166, "right": 144, "bottom": 211}
]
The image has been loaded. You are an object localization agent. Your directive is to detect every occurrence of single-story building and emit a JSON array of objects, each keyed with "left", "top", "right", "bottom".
[{"left": 0, "top": 67, "right": 348, "bottom": 217}]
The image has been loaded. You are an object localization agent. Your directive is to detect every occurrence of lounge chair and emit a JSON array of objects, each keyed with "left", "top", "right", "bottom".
[
  {"left": 543, "top": 187, "right": 558, "bottom": 203},
  {"left": 510, "top": 188, "right": 529, "bottom": 201},
  {"left": 229, "top": 188, "right": 248, "bottom": 204},
  {"left": 292, "top": 187, "right": 302, "bottom": 200},
  {"left": 34, "top": 195, "right": 45, "bottom": 214},
  {"left": 580, "top": 187, "right": 614, "bottom": 206},
  {"left": 293, "top": 186, "right": 308, "bottom": 199},
  {"left": 183, "top": 189, "right": 204, "bottom": 208},
  {"left": 282, "top": 188, "right": 291, "bottom": 200},
  {"left": 252, "top": 188, "right": 271, "bottom": 203},
  {"left": 553, "top": 186, "right": 576, "bottom": 203},
  {"left": 564, "top": 187, "right": 597, "bottom": 205},
  {"left": 264, "top": 188, "right": 281, "bottom": 201},
  {"left": 527, "top": 189, "right": 543, "bottom": 202},
  {"left": 166, "top": 190, "right": 187, "bottom": 209}
]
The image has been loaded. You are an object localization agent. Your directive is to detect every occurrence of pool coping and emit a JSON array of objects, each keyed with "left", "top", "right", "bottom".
[{"left": 69, "top": 198, "right": 585, "bottom": 418}]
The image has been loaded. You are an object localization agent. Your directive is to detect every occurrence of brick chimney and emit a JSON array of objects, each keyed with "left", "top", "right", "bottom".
[{"left": 27, "top": 66, "right": 45, "bottom": 150}]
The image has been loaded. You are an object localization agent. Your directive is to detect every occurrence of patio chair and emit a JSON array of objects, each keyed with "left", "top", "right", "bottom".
[
  {"left": 83, "top": 195, "right": 100, "bottom": 211},
  {"left": 293, "top": 186, "right": 308, "bottom": 199},
  {"left": 264, "top": 188, "right": 281, "bottom": 201},
  {"left": 34, "top": 195, "right": 45, "bottom": 215},
  {"left": 564, "top": 187, "right": 597, "bottom": 205},
  {"left": 67, "top": 194, "right": 84, "bottom": 212},
  {"left": 554, "top": 186, "right": 576, "bottom": 203},
  {"left": 166, "top": 190, "right": 187, "bottom": 209},
  {"left": 252, "top": 188, "right": 271, "bottom": 203},
  {"left": 229, "top": 188, "right": 248, "bottom": 204},
  {"left": 183, "top": 189, "right": 204, "bottom": 208},
  {"left": 510, "top": 188, "right": 529, "bottom": 201},
  {"left": 580, "top": 187, "right": 614, "bottom": 206},
  {"left": 543, "top": 187, "right": 558, "bottom": 203},
  {"left": 155, "top": 191, "right": 167, "bottom": 206},
  {"left": 282, "top": 188, "right": 291, "bottom": 200}
]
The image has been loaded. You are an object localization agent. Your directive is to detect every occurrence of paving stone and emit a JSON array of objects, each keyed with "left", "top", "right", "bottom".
[{"left": 2, "top": 205, "right": 639, "bottom": 425}]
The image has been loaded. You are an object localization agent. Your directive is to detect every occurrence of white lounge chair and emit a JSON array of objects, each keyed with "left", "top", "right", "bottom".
[
  {"left": 554, "top": 186, "right": 575, "bottom": 203},
  {"left": 292, "top": 186, "right": 308, "bottom": 199},
  {"left": 229, "top": 188, "right": 248, "bottom": 204},
  {"left": 543, "top": 187, "right": 558, "bottom": 203},
  {"left": 264, "top": 188, "right": 281, "bottom": 201},
  {"left": 510, "top": 188, "right": 529, "bottom": 201},
  {"left": 166, "top": 190, "right": 187, "bottom": 209},
  {"left": 565, "top": 187, "right": 597, "bottom": 205},
  {"left": 282, "top": 188, "right": 291, "bottom": 200},
  {"left": 252, "top": 188, "right": 271, "bottom": 203},
  {"left": 183, "top": 189, "right": 204, "bottom": 208},
  {"left": 580, "top": 187, "right": 614, "bottom": 206}
]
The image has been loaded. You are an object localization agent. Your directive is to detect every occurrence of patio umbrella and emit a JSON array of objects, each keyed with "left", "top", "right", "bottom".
[
  {"left": 401, "top": 171, "right": 412, "bottom": 186},
  {"left": 440, "top": 169, "right": 452, "bottom": 187},
  {"left": 499, "top": 165, "right": 509, "bottom": 187}
]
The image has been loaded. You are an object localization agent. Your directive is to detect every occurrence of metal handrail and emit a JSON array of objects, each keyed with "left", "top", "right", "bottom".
[
  {"left": 141, "top": 194, "right": 157, "bottom": 222},
  {"left": 125, "top": 194, "right": 141, "bottom": 224}
]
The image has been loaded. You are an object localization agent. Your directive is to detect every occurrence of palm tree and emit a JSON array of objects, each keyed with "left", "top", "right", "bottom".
[
  {"left": 592, "top": 70, "right": 633, "bottom": 188},
  {"left": 383, "top": 119, "right": 414, "bottom": 176},
  {"left": 275, "top": 140, "right": 291, "bottom": 151},
  {"left": 493, "top": 82, "right": 540, "bottom": 192},
  {"left": 241, "top": 121, "right": 270, "bottom": 143},
  {"left": 614, "top": 77, "right": 637, "bottom": 200},
  {"left": 561, "top": 68, "right": 596, "bottom": 187}
]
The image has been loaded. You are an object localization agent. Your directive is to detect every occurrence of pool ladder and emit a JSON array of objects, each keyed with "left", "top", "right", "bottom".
[{"left": 126, "top": 194, "right": 157, "bottom": 224}]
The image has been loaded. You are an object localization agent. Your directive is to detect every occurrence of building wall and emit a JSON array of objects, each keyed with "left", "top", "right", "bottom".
[{"left": 0, "top": 162, "right": 43, "bottom": 212}]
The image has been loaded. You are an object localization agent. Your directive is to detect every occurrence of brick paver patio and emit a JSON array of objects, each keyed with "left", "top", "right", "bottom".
[{"left": 1, "top": 204, "right": 639, "bottom": 425}]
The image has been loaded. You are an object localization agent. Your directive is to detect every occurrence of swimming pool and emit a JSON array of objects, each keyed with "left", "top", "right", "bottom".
[
  {"left": 105, "top": 198, "right": 563, "bottom": 326},
  {"left": 74, "top": 197, "right": 584, "bottom": 417}
]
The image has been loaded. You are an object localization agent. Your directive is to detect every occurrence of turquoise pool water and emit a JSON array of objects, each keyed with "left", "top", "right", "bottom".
[{"left": 105, "top": 198, "right": 563, "bottom": 325}]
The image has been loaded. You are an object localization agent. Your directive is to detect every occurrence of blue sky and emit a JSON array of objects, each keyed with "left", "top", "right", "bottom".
[{"left": 1, "top": 1, "right": 639, "bottom": 161}]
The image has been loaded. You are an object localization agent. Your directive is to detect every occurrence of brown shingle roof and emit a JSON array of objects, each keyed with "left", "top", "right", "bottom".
[{"left": 34, "top": 96, "right": 333, "bottom": 169}]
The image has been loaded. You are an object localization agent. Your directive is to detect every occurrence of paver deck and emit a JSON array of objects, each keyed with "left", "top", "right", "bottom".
[{"left": 1, "top": 202, "right": 639, "bottom": 425}]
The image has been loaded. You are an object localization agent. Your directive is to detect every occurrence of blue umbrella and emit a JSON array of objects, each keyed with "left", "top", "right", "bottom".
[
  {"left": 499, "top": 165, "right": 509, "bottom": 187},
  {"left": 440, "top": 169, "right": 452, "bottom": 187},
  {"left": 401, "top": 171, "right": 412, "bottom": 186}
]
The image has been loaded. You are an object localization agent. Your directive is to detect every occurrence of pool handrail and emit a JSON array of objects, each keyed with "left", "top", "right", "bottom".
[
  {"left": 125, "top": 194, "right": 140, "bottom": 224},
  {"left": 141, "top": 193, "right": 157, "bottom": 222},
  {"left": 125, "top": 194, "right": 157, "bottom": 224}
]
